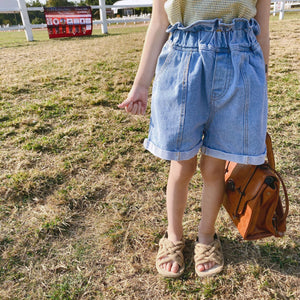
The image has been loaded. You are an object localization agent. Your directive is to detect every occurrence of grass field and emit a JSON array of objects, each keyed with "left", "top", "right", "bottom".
[{"left": 0, "top": 15, "right": 299, "bottom": 299}]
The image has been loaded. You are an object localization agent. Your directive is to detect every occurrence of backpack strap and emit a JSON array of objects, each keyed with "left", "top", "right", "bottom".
[
  {"left": 266, "top": 133, "right": 289, "bottom": 222},
  {"left": 266, "top": 132, "right": 275, "bottom": 169}
]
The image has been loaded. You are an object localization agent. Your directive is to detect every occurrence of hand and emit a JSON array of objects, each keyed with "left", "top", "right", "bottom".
[{"left": 118, "top": 85, "right": 148, "bottom": 115}]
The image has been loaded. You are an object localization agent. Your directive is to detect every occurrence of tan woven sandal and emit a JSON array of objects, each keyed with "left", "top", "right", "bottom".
[
  {"left": 194, "top": 234, "right": 224, "bottom": 278},
  {"left": 156, "top": 232, "right": 185, "bottom": 278}
]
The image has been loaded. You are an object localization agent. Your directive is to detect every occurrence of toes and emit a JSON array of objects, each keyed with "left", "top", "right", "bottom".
[
  {"left": 197, "top": 261, "right": 216, "bottom": 272},
  {"left": 158, "top": 256, "right": 181, "bottom": 274},
  {"left": 171, "top": 262, "right": 179, "bottom": 273},
  {"left": 208, "top": 261, "right": 216, "bottom": 270},
  {"left": 166, "top": 262, "right": 172, "bottom": 272},
  {"left": 159, "top": 262, "right": 166, "bottom": 271},
  {"left": 159, "top": 260, "right": 180, "bottom": 274},
  {"left": 197, "top": 264, "right": 205, "bottom": 272}
]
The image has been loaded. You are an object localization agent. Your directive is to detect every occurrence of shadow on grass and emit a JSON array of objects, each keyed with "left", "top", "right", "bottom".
[
  {"left": 91, "top": 99, "right": 116, "bottom": 108},
  {"left": 4, "top": 171, "right": 66, "bottom": 204},
  {"left": 180, "top": 237, "right": 299, "bottom": 277},
  {"left": 54, "top": 33, "right": 119, "bottom": 41},
  {"left": 0, "top": 32, "right": 121, "bottom": 49},
  {"left": 48, "top": 32, "right": 130, "bottom": 43}
]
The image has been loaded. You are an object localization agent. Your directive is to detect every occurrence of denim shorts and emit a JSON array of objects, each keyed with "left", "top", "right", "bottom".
[{"left": 143, "top": 18, "right": 268, "bottom": 165}]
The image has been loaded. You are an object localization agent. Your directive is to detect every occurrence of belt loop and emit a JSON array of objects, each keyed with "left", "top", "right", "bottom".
[{"left": 214, "top": 18, "right": 219, "bottom": 31}]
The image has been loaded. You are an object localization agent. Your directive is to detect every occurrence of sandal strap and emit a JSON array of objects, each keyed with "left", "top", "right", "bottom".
[
  {"left": 194, "top": 239, "right": 223, "bottom": 266},
  {"left": 157, "top": 237, "right": 185, "bottom": 267}
]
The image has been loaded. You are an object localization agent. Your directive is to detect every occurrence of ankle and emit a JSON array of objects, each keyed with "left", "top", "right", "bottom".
[
  {"left": 167, "top": 228, "right": 183, "bottom": 242},
  {"left": 197, "top": 226, "right": 215, "bottom": 244},
  {"left": 197, "top": 232, "right": 214, "bottom": 244}
]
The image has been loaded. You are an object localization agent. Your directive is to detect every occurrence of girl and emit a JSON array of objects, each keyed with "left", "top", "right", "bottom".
[{"left": 118, "top": 0, "right": 270, "bottom": 278}]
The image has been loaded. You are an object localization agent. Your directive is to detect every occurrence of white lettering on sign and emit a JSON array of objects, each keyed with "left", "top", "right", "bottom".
[{"left": 53, "top": 18, "right": 59, "bottom": 25}]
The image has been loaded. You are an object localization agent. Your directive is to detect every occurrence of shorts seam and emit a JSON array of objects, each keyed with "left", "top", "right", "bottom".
[
  {"left": 206, "top": 52, "right": 217, "bottom": 128},
  {"left": 240, "top": 56, "right": 250, "bottom": 160},
  {"left": 176, "top": 52, "right": 192, "bottom": 152}
]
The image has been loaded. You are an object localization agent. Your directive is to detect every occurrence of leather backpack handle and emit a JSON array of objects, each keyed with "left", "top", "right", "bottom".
[
  {"left": 266, "top": 133, "right": 275, "bottom": 169},
  {"left": 266, "top": 133, "right": 289, "bottom": 221},
  {"left": 274, "top": 168, "right": 290, "bottom": 221}
]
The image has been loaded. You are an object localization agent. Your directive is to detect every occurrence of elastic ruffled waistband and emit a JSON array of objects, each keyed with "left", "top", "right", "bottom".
[{"left": 167, "top": 18, "right": 260, "bottom": 36}]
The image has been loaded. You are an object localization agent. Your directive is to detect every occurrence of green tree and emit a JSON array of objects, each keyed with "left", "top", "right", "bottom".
[
  {"left": 80, "top": 0, "right": 120, "bottom": 5},
  {"left": 45, "top": 0, "right": 76, "bottom": 7},
  {"left": 31, "top": 17, "right": 44, "bottom": 24},
  {"left": 84, "top": 0, "right": 98, "bottom": 4},
  {"left": 26, "top": 1, "right": 44, "bottom": 6},
  {"left": 77, "top": 0, "right": 120, "bottom": 19},
  {"left": 26, "top": 0, "right": 45, "bottom": 24},
  {"left": 0, "top": 13, "right": 21, "bottom": 26}
]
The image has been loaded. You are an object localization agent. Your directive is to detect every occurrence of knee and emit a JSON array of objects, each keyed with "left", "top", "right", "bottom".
[
  {"left": 200, "top": 155, "right": 225, "bottom": 183},
  {"left": 170, "top": 157, "right": 197, "bottom": 183}
]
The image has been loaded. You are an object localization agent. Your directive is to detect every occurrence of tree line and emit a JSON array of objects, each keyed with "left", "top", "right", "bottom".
[{"left": 0, "top": 0, "right": 151, "bottom": 26}]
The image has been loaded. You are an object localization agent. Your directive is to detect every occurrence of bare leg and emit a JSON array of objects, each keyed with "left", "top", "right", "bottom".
[
  {"left": 196, "top": 154, "right": 226, "bottom": 272},
  {"left": 159, "top": 156, "right": 197, "bottom": 274}
]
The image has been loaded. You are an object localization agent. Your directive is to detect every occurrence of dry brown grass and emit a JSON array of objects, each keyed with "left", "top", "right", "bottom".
[{"left": 0, "top": 17, "right": 299, "bottom": 299}]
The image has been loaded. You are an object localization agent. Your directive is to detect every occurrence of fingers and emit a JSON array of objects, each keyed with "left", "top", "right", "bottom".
[
  {"left": 118, "top": 97, "right": 131, "bottom": 108},
  {"left": 138, "top": 102, "right": 147, "bottom": 115},
  {"left": 119, "top": 100, "right": 146, "bottom": 115},
  {"left": 135, "top": 102, "right": 144, "bottom": 115},
  {"left": 125, "top": 101, "right": 133, "bottom": 113},
  {"left": 131, "top": 102, "right": 138, "bottom": 115},
  {"left": 135, "top": 102, "right": 145, "bottom": 115}
]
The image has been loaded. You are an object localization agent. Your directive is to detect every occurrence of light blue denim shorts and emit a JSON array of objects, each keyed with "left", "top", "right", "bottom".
[{"left": 143, "top": 18, "right": 268, "bottom": 165}]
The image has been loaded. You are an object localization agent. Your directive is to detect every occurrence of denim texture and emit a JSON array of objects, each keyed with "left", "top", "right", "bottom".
[{"left": 143, "top": 18, "right": 268, "bottom": 164}]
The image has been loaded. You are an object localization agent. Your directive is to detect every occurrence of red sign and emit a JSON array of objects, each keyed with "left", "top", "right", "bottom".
[{"left": 44, "top": 6, "right": 93, "bottom": 39}]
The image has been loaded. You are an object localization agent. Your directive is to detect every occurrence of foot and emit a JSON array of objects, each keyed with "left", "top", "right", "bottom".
[
  {"left": 156, "top": 232, "right": 185, "bottom": 278},
  {"left": 158, "top": 232, "right": 182, "bottom": 274},
  {"left": 196, "top": 232, "right": 215, "bottom": 273},
  {"left": 158, "top": 259, "right": 180, "bottom": 274},
  {"left": 194, "top": 233, "right": 224, "bottom": 277}
]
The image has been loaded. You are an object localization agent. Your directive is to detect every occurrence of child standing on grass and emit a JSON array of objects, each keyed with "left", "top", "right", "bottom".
[{"left": 118, "top": 0, "right": 270, "bottom": 278}]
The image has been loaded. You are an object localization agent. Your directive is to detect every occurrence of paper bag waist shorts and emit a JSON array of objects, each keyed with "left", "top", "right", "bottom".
[{"left": 143, "top": 18, "right": 268, "bottom": 165}]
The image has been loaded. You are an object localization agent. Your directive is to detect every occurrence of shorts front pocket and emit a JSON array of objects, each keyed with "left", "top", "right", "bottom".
[{"left": 154, "top": 43, "right": 176, "bottom": 81}]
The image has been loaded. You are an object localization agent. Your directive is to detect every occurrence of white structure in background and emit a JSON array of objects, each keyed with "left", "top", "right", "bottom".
[
  {"left": 99, "top": 0, "right": 108, "bottom": 34},
  {"left": 272, "top": 0, "right": 300, "bottom": 19},
  {"left": 96, "top": 0, "right": 152, "bottom": 32},
  {"left": 112, "top": 0, "right": 152, "bottom": 14},
  {"left": 0, "top": 0, "right": 33, "bottom": 41}
]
